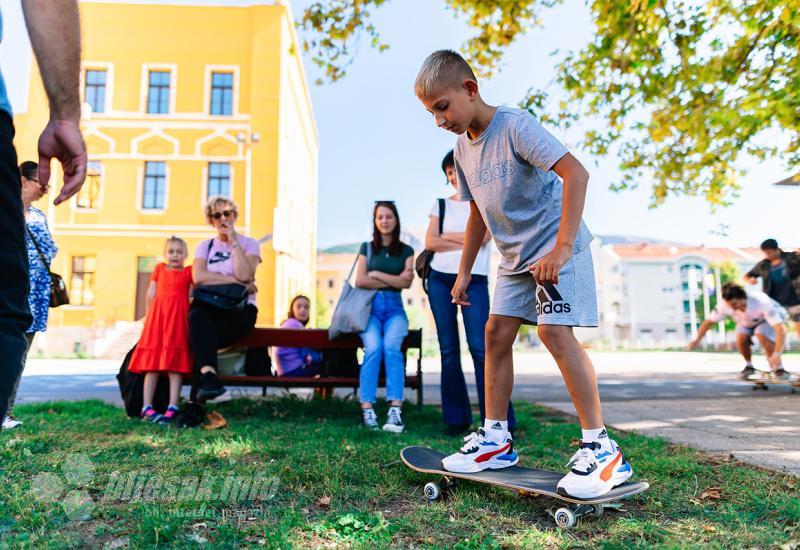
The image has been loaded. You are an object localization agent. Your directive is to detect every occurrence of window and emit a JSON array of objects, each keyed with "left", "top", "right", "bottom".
[
  {"left": 77, "top": 161, "right": 102, "bottom": 209},
  {"left": 147, "top": 71, "right": 171, "bottom": 114},
  {"left": 84, "top": 69, "right": 106, "bottom": 113},
  {"left": 207, "top": 162, "right": 231, "bottom": 198},
  {"left": 142, "top": 161, "right": 166, "bottom": 210},
  {"left": 70, "top": 256, "right": 96, "bottom": 306},
  {"left": 210, "top": 72, "right": 233, "bottom": 115}
]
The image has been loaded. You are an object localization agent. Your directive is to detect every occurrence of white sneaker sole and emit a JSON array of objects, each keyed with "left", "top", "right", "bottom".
[
  {"left": 382, "top": 423, "right": 404, "bottom": 433},
  {"left": 558, "top": 465, "right": 633, "bottom": 499}
]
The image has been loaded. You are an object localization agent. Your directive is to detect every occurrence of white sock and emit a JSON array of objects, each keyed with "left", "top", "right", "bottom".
[
  {"left": 745, "top": 360, "right": 753, "bottom": 367},
  {"left": 582, "top": 427, "right": 611, "bottom": 450},
  {"left": 483, "top": 419, "right": 508, "bottom": 443}
]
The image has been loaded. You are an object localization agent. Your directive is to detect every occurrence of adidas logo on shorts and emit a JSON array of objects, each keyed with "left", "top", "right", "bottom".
[{"left": 536, "top": 283, "right": 572, "bottom": 315}]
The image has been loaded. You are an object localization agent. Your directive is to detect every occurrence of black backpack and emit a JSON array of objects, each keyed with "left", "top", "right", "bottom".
[
  {"left": 415, "top": 198, "right": 445, "bottom": 294},
  {"left": 116, "top": 345, "right": 170, "bottom": 418}
]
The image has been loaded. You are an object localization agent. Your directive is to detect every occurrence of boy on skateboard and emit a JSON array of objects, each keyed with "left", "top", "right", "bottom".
[
  {"left": 414, "top": 50, "right": 633, "bottom": 499},
  {"left": 688, "top": 282, "right": 791, "bottom": 380}
]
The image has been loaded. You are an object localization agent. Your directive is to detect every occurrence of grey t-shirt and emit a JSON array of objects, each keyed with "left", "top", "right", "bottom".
[{"left": 454, "top": 106, "right": 592, "bottom": 275}]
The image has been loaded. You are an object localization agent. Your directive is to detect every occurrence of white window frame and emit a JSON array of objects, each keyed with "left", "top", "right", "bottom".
[
  {"left": 137, "top": 161, "right": 170, "bottom": 214},
  {"left": 203, "top": 65, "right": 239, "bottom": 116},
  {"left": 141, "top": 63, "right": 178, "bottom": 116},
  {"left": 80, "top": 62, "right": 114, "bottom": 116}
]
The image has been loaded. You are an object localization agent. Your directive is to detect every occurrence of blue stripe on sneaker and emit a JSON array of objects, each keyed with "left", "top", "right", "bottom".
[
  {"left": 618, "top": 463, "right": 631, "bottom": 473},
  {"left": 496, "top": 451, "right": 518, "bottom": 462}
]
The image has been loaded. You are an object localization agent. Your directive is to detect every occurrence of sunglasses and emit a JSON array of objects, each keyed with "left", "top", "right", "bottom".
[{"left": 211, "top": 210, "right": 234, "bottom": 220}]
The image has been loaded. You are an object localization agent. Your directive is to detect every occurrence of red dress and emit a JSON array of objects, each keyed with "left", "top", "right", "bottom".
[{"left": 129, "top": 263, "right": 194, "bottom": 374}]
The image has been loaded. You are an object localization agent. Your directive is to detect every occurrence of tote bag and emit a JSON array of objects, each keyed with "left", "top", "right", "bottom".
[{"left": 328, "top": 243, "right": 376, "bottom": 340}]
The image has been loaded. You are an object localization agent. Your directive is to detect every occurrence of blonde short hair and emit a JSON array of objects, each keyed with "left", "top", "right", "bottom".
[
  {"left": 165, "top": 235, "right": 187, "bottom": 251},
  {"left": 204, "top": 195, "right": 239, "bottom": 224},
  {"left": 414, "top": 49, "right": 477, "bottom": 97}
]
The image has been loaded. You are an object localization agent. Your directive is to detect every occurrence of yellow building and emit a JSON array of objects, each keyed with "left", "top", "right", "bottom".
[{"left": 13, "top": 0, "right": 318, "bottom": 355}]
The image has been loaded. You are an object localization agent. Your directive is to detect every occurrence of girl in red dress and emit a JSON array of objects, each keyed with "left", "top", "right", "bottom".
[{"left": 129, "top": 237, "right": 193, "bottom": 424}]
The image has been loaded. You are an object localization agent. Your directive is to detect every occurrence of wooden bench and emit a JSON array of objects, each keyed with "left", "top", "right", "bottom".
[{"left": 194, "top": 328, "right": 424, "bottom": 410}]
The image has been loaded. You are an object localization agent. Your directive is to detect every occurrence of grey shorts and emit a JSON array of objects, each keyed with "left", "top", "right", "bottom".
[
  {"left": 736, "top": 322, "right": 775, "bottom": 341},
  {"left": 491, "top": 247, "right": 599, "bottom": 326}
]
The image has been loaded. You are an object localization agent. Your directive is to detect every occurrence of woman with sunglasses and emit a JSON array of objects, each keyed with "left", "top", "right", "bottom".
[
  {"left": 190, "top": 196, "right": 261, "bottom": 401},
  {"left": 355, "top": 201, "right": 414, "bottom": 432},
  {"left": 4, "top": 161, "right": 56, "bottom": 430}
]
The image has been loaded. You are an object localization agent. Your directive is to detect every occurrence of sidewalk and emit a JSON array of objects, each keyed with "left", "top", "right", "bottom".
[{"left": 14, "top": 351, "right": 800, "bottom": 476}]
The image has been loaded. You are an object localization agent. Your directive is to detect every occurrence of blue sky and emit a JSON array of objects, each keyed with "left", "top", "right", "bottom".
[{"left": 2, "top": 0, "right": 796, "bottom": 249}]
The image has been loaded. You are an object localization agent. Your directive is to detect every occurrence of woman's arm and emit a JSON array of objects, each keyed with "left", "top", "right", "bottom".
[
  {"left": 230, "top": 235, "right": 258, "bottom": 282},
  {"left": 369, "top": 257, "right": 414, "bottom": 290},
  {"left": 355, "top": 253, "right": 387, "bottom": 289},
  {"left": 192, "top": 258, "right": 239, "bottom": 286},
  {"left": 425, "top": 217, "right": 462, "bottom": 252}
]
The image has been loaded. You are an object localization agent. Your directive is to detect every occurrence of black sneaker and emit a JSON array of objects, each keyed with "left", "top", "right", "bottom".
[
  {"left": 444, "top": 423, "right": 471, "bottom": 437},
  {"left": 198, "top": 372, "right": 227, "bottom": 401},
  {"left": 382, "top": 406, "right": 404, "bottom": 433},
  {"left": 738, "top": 365, "right": 756, "bottom": 380},
  {"left": 362, "top": 407, "right": 379, "bottom": 430}
]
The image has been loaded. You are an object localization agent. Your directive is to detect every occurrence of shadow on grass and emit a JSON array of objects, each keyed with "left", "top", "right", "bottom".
[{"left": 0, "top": 397, "right": 797, "bottom": 547}]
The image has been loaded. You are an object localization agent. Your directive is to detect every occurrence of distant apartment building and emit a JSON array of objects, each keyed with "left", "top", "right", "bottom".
[{"left": 592, "top": 242, "right": 767, "bottom": 346}]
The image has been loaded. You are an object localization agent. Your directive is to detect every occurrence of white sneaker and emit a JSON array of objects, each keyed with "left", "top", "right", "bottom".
[
  {"left": 441, "top": 429, "right": 519, "bottom": 473},
  {"left": 557, "top": 439, "right": 632, "bottom": 499},
  {"left": 382, "top": 407, "right": 404, "bottom": 433},
  {"left": 362, "top": 408, "right": 379, "bottom": 430},
  {"left": 2, "top": 415, "right": 23, "bottom": 430}
]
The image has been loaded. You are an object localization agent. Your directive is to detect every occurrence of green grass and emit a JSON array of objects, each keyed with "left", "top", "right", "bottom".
[{"left": 1, "top": 397, "right": 798, "bottom": 548}]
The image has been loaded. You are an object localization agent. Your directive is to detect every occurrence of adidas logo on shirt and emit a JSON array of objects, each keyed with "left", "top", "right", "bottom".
[{"left": 536, "top": 283, "right": 572, "bottom": 315}]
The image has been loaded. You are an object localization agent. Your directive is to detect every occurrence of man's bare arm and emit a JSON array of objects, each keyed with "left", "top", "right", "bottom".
[{"left": 22, "top": 0, "right": 87, "bottom": 205}]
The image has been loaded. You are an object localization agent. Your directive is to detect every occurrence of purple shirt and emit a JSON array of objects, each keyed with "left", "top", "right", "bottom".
[
  {"left": 275, "top": 318, "right": 322, "bottom": 375},
  {"left": 195, "top": 236, "right": 261, "bottom": 305}
]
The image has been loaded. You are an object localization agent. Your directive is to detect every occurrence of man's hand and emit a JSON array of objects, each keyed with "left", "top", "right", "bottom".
[
  {"left": 530, "top": 243, "right": 572, "bottom": 285},
  {"left": 39, "top": 119, "right": 87, "bottom": 205},
  {"left": 451, "top": 273, "right": 472, "bottom": 306}
]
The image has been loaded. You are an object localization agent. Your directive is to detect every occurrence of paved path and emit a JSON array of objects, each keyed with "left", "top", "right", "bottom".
[{"left": 13, "top": 351, "right": 800, "bottom": 476}]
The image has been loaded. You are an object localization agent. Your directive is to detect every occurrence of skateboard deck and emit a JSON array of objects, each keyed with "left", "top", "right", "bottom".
[
  {"left": 744, "top": 371, "right": 800, "bottom": 391},
  {"left": 400, "top": 446, "right": 649, "bottom": 528}
]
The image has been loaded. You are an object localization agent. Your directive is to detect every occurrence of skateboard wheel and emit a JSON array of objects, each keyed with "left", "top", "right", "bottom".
[
  {"left": 554, "top": 507, "right": 576, "bottom": 528},
  {"left": 424, "top": 482, "right": 441, "bottom": 501},
  {"left": 592, "top": 504, "right": 604, "bottom": 517}
]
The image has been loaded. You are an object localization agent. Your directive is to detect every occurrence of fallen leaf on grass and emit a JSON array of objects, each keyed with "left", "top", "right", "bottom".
[
  {"left": 204, "top": 411, "right": 228, "bottom": 430},
  {"left": 316, "top": 495, "right": 331, "bottom": 508},
  {"left": 700, "top": 487, "right": 722, "bottom": 500},
  {"left": 701, "top": 524, "right": 716, "bottom": 533}
]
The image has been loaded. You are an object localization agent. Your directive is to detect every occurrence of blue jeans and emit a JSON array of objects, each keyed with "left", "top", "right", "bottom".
[
  {"left": 428, "top": 269, "right": 516, "bottom": 428},
  {"left": 360, "top": 290, "right": 409, "bottom": 404}
]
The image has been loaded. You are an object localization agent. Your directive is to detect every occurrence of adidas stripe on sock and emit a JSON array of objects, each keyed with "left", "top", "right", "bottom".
[{"left": 483, "top": 419, "right": 508, "bottom": 443}]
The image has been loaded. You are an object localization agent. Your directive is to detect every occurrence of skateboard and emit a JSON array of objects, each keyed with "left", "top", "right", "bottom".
[
  {"left": 400, "top": 446, "right": 649, "bottom": 529},
  {"left": 744, "top": 370, "right": 800, "bottom": 392}
]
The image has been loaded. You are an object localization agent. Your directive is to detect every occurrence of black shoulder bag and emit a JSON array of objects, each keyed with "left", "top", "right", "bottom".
[
  {"left": 191, "top": 239, "right": 250, "bottom": 311},
  {"left": 26, "top": 225, "right": 69, "bottom": 308},
  {"left": 415, "top": 198, "right": 445, "bottom": 294}
]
